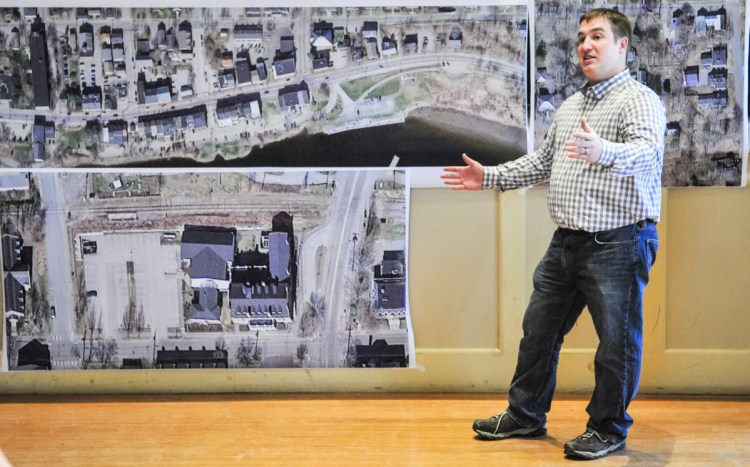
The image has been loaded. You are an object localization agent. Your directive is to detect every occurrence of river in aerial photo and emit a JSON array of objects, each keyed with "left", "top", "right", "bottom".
[{"left": 121, "top": 108, "right": 528, "bottom": 170}]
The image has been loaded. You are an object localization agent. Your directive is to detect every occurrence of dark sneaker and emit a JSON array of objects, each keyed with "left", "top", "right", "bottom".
[
  {"left": 564, "top": 429, "right": 626, "bottom": 460},
  {"left": 473, "top": 411, "right": 547, "bottom": 440}
]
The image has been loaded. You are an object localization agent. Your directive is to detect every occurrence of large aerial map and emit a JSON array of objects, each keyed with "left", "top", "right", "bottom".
[
  {"left": 2, "top": 169, "right": 412, "bottom": 370},
  {"left": 0, "top": 4, "right": 528, "bottom": 169},
  {"left": 534, "top": 0, "right": 747, "bottom": 187}
]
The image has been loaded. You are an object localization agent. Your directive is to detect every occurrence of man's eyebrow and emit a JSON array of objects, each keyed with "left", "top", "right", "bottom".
[{"left": 578, "top": 27, "right": 606, "bottom": 37}]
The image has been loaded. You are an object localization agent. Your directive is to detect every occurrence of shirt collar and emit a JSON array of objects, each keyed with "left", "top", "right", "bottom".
[{"left": 581, "top": 69, "right": 631, "bottom": 99}]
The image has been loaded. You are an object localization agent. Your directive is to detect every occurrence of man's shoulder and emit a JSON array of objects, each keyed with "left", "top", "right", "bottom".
[{"left": 616, "top": 78, "right": 663, "bottom": 103}]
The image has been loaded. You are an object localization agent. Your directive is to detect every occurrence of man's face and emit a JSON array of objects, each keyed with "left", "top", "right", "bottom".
[{"left": 577, "top": 16, "right": 628, "bottom": 84}]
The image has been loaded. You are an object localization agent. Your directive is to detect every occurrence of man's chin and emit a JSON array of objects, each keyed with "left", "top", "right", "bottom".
[
  {"left": 582, "top": 70, "right": 599, "bottom": 82},
  {"left": 579, "top": 63, "right": 595, "bottom": 73}
]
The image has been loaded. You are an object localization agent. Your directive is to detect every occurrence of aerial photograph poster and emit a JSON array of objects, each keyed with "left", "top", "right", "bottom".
[
  {"left": 0, "top": 3, "right": 529, "bottom": 173},
  {"left": 1, "top": 169, "right": 412, "bottom": 371},
  {"left": 533, "top": 0, "right": 747, "bottom": 187}
]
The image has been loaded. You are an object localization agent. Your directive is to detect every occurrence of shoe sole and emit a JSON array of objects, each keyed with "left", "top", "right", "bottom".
[
  {"left": 474, "top": 425, "right": 547, "bottom": 440},
  {"left": 564, "top": 440, "right": 626, "bottom": 459}
]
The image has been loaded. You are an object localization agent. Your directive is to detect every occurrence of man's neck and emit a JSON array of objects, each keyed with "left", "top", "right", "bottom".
[{"left": 587, "top": 67, "right": 628, "bottom": 86}]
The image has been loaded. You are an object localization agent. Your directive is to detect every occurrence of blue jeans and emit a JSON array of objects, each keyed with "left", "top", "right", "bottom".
[{"left": 506, "top": 220, "right": 658, "bottom": 441}]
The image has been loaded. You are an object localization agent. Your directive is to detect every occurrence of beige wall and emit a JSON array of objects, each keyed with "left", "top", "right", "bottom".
[{"left": 1, "top": 186, "right": 749, "bottom": 394}]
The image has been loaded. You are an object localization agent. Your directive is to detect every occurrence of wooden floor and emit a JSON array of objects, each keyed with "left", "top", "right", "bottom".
[{"left": 1, "top": 394, "right": 748, "bottom": 466}]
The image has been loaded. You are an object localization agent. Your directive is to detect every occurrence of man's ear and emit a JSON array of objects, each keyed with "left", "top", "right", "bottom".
[{"left": 619, "top": 36, "right": 629, "bottom": 55}]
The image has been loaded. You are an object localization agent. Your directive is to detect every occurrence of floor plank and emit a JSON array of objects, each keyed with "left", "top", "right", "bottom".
[{"left": 1, "top": 394, "right": 748, "bottom": 466}]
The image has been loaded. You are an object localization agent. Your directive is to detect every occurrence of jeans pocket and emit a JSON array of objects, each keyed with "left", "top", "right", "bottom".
[
  {"left": 593, "top": 226, "right": 635, "bottom": 245},
  {"left": 645, "top": 238, "right": 659, "bottom": 267}
]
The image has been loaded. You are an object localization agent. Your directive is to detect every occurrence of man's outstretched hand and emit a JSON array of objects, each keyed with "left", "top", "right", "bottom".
[
  {"left": 441, "top": 153, "right": 484, "bottom": 190},
  {"left": 565, "top": 117, "right": 602, "bottom": 163}
]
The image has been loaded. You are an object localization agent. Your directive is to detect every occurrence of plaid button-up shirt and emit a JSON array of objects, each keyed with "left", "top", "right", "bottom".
[{"left": 484, "top": 69, "right": 666, "bottom": 232}]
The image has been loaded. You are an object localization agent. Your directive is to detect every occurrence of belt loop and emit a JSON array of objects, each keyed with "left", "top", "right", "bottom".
[{"left": 636, "top": 219, "right": 653, "bottom": 229}]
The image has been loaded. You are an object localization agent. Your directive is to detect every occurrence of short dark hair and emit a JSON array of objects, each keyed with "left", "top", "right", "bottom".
[{"left": 580, "top": 8, "right": 632, "bottom": 47}]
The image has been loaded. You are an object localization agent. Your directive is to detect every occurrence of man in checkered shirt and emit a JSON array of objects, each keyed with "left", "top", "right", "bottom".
[{"left": 443, "top": 8, "right": 665, "bottom": 461}]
